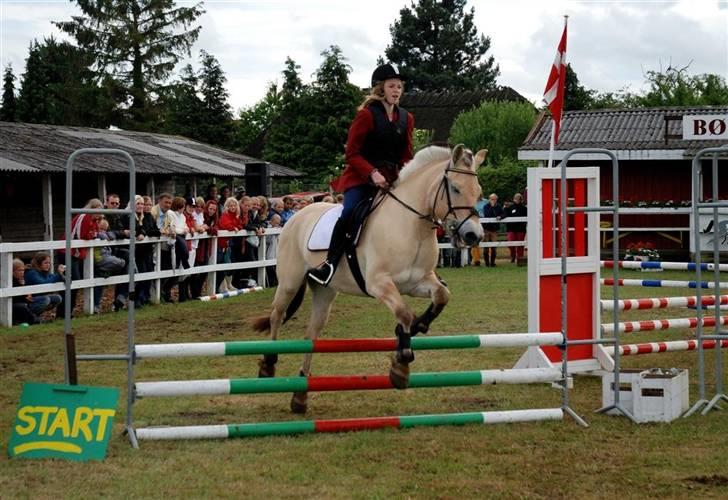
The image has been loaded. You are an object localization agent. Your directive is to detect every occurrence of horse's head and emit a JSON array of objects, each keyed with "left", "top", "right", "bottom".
[{"left": 437, "top": 144, "right": 486, "bottom": 247}]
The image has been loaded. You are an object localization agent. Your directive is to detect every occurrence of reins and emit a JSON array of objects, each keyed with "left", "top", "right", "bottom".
[{"left": 382, "top": 161, "right": 479, "bottom": 231}]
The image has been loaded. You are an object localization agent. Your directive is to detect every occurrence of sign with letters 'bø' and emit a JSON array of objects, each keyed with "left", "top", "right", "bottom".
[
  {"left": 683, "top": 114, "right": 728, "bottom": 140},
  {"left": 8, "top": 383, "right": 119, "bottom": 462}
]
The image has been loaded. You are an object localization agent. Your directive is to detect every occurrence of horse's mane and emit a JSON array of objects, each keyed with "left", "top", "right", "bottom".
[{"left": 397, "top": 145, "right": 451, "bottom": 184}]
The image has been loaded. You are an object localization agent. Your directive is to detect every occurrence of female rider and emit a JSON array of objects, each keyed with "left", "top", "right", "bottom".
[{"left": 308, "top": 63, "right": 414, "bottom": 285}]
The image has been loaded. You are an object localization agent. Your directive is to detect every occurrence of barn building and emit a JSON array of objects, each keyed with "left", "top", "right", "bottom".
[
  {"left": 518, "top": 106, "right": 728, "bottom": 256},
  {"left": 0, "top": 121, "right": 301, "bottom": 243}
]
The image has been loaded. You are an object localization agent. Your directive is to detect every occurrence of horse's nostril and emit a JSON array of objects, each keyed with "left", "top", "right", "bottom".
[{"left": 464, "top": 231, "right": 478, "bottom": 245}]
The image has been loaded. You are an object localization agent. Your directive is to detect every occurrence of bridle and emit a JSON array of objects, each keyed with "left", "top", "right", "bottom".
[{"left": 384, "top": 160, "right": 480, "bottom": 235}]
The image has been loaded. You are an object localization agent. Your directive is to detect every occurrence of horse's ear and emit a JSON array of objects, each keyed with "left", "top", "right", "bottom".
[
  {"left": 451, "top": 144, "right": 465, "bottom": 164},
  {"left": 474, "top": 149, "right": 489, "bottom": 168}
]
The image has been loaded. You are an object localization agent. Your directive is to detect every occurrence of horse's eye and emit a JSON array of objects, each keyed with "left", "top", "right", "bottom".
[{"left": 451, "top": 185, "right": 461, "bottom": 195}]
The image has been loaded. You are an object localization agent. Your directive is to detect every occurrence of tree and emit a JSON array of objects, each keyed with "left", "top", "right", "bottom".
[
  {"left": 586, "top": 64, "right": 728, "bottom": 109},
  {"left": 161, "top": 51, "right": 234, "bottom": 148},
  {"left": 263, "top": 47, "right": 362, "bottom": 184},
  {"left": 16, "top": 37, "right": 115, "bottom": 126},
  {"left": 55, "top": 0, "right": 204, "bottom": 128},
  {"left": 384, "top": 0, "right": 499, "bottom": 91},
  {"left": 449, "top": 100, "right": 536, "bottom": 166},
  {"left": 235, "top": 82, "right": 281, "bottom": 154},
  {"left": 197, "top": 50, "right": 233, "bottom": 147},
  {"left": 1, "top": 64, "right": 17, "bottom": 121},
  {"left": 639, "top": 65, "right": 728, "bottom": 107},
  {"left": 564, "top": 63, "right": 595, "bottom": 111},
  {"left": 161, "top": 64, "right": 203, "bottom": 139}
]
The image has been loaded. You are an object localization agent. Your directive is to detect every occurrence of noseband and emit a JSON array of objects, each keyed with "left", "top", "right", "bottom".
[{"left": 384, "top": 161, "right": 479, "bottom": 233}]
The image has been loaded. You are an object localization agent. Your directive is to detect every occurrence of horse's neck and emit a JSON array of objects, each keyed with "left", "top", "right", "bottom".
[{"left": 391, "top": 162, "right": 443, "bottom": 216}]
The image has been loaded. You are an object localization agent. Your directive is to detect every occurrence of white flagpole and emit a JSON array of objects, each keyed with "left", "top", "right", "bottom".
[{"left": 547, "top": 120, "right": 556, "bottom": 168}]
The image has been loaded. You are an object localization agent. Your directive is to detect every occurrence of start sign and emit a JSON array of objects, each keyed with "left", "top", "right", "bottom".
[
  {"left": 8, "top": 383, "right": 119, "bottom": 461},
  {"left": 683, "top": 114, "right": 728, "bottom": 140}
]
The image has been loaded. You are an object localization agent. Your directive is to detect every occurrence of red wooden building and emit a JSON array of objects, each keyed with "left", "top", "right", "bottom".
[{"left": 518, "top": 106, "right": 728, "bottom": 256}]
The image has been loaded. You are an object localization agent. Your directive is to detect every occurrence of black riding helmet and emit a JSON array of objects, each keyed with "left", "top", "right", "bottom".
[{"left": 371, "top": 63, "right": 403, "bottom": 87}]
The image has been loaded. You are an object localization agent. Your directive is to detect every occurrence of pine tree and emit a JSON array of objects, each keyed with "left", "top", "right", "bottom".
[
  {"left": 1, "top": 64, "right": 17, "bottom": 121},
  {"left": 197, "top": 50, "right": 233, "bottom": 147},
  {"left": 55, "top": 0, "right": 204, "bottom": 128},
  {"left": 564, "top": 64, "right": 596, "bottom": 111},
  {"left": 263, "top": 47, "right": 362, "bottom": 184},
  {"left": 162, "top": 64, "right": 203, "bottom": 139},
  {"left": 235, "top": 82, "right": 281, "bottom": 154},
  {"left": 16, "top": 37, "right": 115, "bottom": 126},
  {"left": 384, "top": 0, "right": 499, "bottom": 91}
]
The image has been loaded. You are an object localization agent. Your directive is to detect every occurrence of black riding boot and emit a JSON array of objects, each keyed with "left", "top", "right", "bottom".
[{"left": 308, "top": 218, "right": 349, "bottom": 286}]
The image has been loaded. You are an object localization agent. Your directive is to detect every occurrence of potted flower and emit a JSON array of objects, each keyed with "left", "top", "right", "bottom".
[{"left": 625, "top": 242, "right": 661, "bottom": 264}]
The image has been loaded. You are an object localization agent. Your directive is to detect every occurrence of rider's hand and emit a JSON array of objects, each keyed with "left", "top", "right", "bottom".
[{"left": 370, "top": 169, "right": 388, "bottom": 189}]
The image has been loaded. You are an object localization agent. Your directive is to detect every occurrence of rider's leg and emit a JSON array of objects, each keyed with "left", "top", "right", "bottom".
[{"left": 308, "top": 184, "right": 372, "bottom": 286}]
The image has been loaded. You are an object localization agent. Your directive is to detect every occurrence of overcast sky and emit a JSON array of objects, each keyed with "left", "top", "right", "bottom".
[{"left": 1, "top": 0, "right": 726, "bottom": 112}]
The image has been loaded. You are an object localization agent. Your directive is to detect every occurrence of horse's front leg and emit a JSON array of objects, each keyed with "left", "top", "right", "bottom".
[
  {"left": 409, "top": 272, "right": 450, "bottom": 335},
  {"left": 368, "top": 278, "right": 416, "bottom": 390}
]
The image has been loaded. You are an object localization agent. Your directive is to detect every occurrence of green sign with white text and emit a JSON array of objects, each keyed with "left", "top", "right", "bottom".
[{"left": 8, "top": 383, "right": 119, "bottom": 461}]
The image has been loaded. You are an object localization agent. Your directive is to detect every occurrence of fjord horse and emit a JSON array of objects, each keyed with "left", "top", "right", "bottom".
[{"left": 252, "top": 144, "right": 486, "bottom": 413}]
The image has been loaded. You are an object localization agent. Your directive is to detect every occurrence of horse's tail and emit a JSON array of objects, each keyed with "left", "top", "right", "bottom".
[{"left": 250, "top": 282, "right": 307, "bottom": 333}]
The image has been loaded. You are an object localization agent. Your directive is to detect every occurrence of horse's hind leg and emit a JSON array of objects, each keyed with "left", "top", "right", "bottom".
[
  {"left": 258, "top": 279, "right": 305, "bottom": 378},
  {"left": 290, "top": 283, "right": 337, "bottom": 414},
  {"left": 368, "top": 279, "right": 416, "bottom": 390}
]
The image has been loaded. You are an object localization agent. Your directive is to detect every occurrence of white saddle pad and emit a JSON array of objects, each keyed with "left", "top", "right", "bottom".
[{"left": 307, "top": 204, "right": 344, "bottom": 251}]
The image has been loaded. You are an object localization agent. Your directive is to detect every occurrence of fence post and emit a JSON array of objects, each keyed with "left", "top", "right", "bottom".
[
  {"left": 208, "top": 234, "right": 218, "bottom": 295},
  {"left": 0, "top": 251, "right": 13, "bottom": 327},
  {"left": 83, "top": 254, "right": 95, "bottom": 314},
  {"left": 152, "top": 241, "right": 161, "bottom": 304},
  {"left": 258, "top": 232, "right": 267, "bottom": 287}
]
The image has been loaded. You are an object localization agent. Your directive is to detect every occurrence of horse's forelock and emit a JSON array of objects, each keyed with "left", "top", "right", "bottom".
[{"left": 398, "top": 146, "right": 452, "bottom": 183}]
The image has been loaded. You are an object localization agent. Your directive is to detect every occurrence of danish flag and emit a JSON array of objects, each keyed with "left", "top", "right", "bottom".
[{"left": 543, "top": 21, "right": 568, "bottom": 144}]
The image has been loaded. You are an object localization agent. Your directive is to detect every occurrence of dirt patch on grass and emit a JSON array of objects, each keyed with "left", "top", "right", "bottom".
[{"left": 685, "top": 474, "right": 728, "bottom": 487}]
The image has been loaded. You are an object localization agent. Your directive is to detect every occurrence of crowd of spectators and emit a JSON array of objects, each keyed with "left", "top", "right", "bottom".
[
  {"left": 9, "top": 184, "right": 527, "bottom": 326},
  {"left": 440, "top": 192, "right": 528, "bottom": 268},
  {"left": 9, "top": 185, "right": 342, "bottom": 326}
]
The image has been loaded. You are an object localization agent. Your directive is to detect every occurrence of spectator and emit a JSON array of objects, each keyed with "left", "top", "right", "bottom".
[
  {"left": 190, "top": 199, "right": 218, "bottom": 298},
  {"left": 57, "top": 198, "right": 103, "bottom": 317},
  {"left": 321, "top": 195, "right": 335, "bottom": 203},
  {"left": 241, "top": 196, "right": 266, "bottom": 286},
  {"left": 482, "top": 193, "right": 503, "bottom": 267},
  {"left": 94, "top": 218, "right": 127, "bottom": 311},
  {"left": 335, "top": 193, "right": 344, "bottom": 204},
  {"left": 12, "top": 259, "right": 40, "bottom": 325},
  {"left": 280, "top": 196, "right": 296, "bottom": 225},
  {"left": 217, "top": 197, "right": 244, "bottom": 293},
  {"left": 179, "top": 196, "right": 203, "bottom": 301},
  {"left": 265, "top": 213, "right": 281, "bottom": 286},
  {"left": 503, "top": 193, "right": 527, "bottom": 264},
  {"left": 143, "top": 195, "right": 154, "bottom": 216},
  {"left": 167, "top": 196, "right": 192, "bottom": 275},
  {"left": 234, "top": 187, "right": 246, "bottom": 201},
  {"left": 153, "top": 193, "right": 176, "bottom": 303},
  {"left": 206, "top": 184, "right": 218, "bottom": 203},
  {"left": 24, "top": 251, "right": 64, "bottom": 320},
  {"left": 102, "top": 193, "right": 131, "bottom": 309},
  {"left": 269, "top": 199, "right": 284, "bottom": 222},
  {"left": 471, "top": 194, "right": 486, "bottom": 266},
  {"left": 125, "top": 195, "right": 160, "bottom": 307}
]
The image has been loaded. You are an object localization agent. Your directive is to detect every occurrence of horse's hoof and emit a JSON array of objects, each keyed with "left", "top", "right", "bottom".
[
  {"left": 389, "top": 355, "right": 410, "bottom": 390},
  {"left": 397, "top": 348, "right": 415, "bottom": 364},
  {"left": 290, "top": 392, "right": 308, "bottom": 414},
  {"left": 411, "top": 320, "right": 429, "bottom": 336},
  {"left": 257, "top": 358, "right": 276, "bottom": 378}
]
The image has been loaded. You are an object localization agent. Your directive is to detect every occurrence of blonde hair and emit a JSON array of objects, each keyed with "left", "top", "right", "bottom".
[
  {"left": 358, "top": 80, "right": 406, "bottom": 111},
  {"left": 13, "top": 258, "right": 25, "bottom": 270},
  {"left": 224, "top": 197, "right": 240, "bottom": 214}
]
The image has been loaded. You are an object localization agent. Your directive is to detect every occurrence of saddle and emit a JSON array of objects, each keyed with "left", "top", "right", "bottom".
[{"left": 308, "top": 194, "right": 380, "bottom": 295}]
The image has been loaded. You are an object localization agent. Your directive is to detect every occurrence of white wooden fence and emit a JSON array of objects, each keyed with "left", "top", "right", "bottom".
[{"left": 0, "top": 217, "right": 528, "bottom": 326}]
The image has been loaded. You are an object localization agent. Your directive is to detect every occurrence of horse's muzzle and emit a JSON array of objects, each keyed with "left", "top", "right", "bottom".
[{"left": 458, "top": 219, "right": 483, "bottom": 247}]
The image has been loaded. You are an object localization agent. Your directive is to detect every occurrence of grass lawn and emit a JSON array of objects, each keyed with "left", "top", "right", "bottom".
[{"left": 1, "top": 264, "right": 727, "bottom": 499}]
